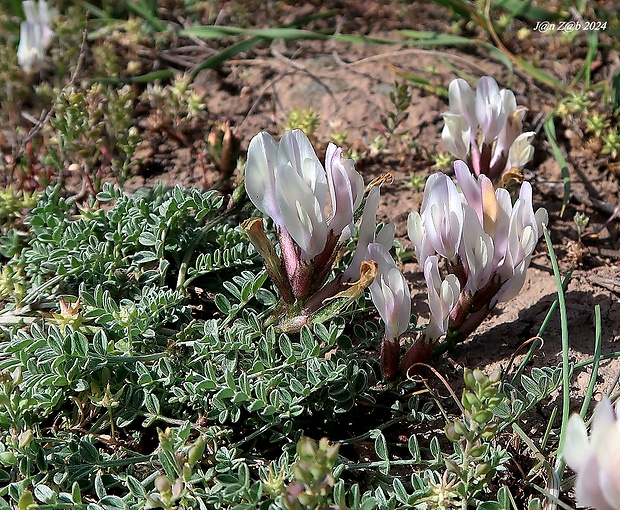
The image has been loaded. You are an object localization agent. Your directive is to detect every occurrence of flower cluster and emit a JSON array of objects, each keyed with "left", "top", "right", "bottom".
[
  {"left": 405, "top": 160, "right": 547, "bottom": 370},
  {"left": 17, "top": 0, "right": 54, "bottom": 74},
  {"left": 442, "top": 76, "right": 535, "bottom": 182},
  {"left": 244, "top": 130, "right": 407, "bottom": 346},
  {"left": 563, "top": 397, "right": 620, "bottom": 510},
  {"left": 244, "top": 75, "right": 545, "bottom": 381}
]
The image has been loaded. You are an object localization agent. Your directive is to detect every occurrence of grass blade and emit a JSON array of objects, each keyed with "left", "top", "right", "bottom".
[
  {"left": 579, "top": 305, "right": 602, "bottom": 419},
  {"left": 491, "top": 0, "right": 565, "bottom": 21},
  {"left": 398, "top": 30, "right": 513, "bottom": 78},
  {"left": 120, "top": 0, "right": 166, "bottom": 32},
  {"left": 543, "top": 226, "right": 571, "bottom": 478},
  {"left": 544, "top": 115, "right": 571, "bottom": 217},
  {"left": 570, "top": 30, "right": 598, "bottom": 90},
  {"left": 389, "top": 67, "right": 448, "bottom": 98},
  {"left": 190, "top": 37, "right": 265, "bottom": 78},
  {"left": 427, "top": 0, "right": 563, "bottom": 21},
  {"left": 610, "top": 68, "right": 620, "bottom": 114},
  {"left": 80, "top": 2, "right": 110, "bottom": 20},
  {"left": 181, "top": 26, "right": 333, "bottom": 40},
  {"left": 93, "top": 69, "right": 174, "bottom": 84}
]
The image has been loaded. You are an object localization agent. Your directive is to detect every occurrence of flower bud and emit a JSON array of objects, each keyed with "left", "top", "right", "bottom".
[
  {"left": 464, "top": 368, "right": 476, "bottom": 389},
  {"left": 154, "top": 474, "right": 171, "bottom": 493},
  {"left": 297, "top": 437, "right": 318, "bottom": 461},
  {"left": 444, "top": 457, "right": 460, "bottom": 474},
  {"left": 468, "top": 444, "right": 489, "bottom": 458},
  {"left": 445, "top": 423, "right": 460, "bottom": 442},
  {"left": 475, "top": 462, "right": 492, "bottom": 478},
  {"left": 473, "top": 410, "right": 494, "bottom": 425},
  {"left": 187, "top": 436, "right": 206, "bottom": 467},
  {"left": 0, "top": 451, "right": 17, "bottom": 466},
  {"left": 453, "top": 420, "right": 468, "bottom": 437},
  {"left": 18, "top": 429, "right": 34, "bottom": 448}
]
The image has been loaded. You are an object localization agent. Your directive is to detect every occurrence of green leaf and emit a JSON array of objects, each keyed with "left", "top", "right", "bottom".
[
  {"left": 99, "top": 495, "right": 127, "bottom": 510},
  {"left": 215, "top": 294, "right": 232, "bottom": 314},
  {"left": 144, "top": 393, "right": 160, "bottom": 414},
  {"left": 94, "top": 473, "right": 107, "bottom": 499},
  {"left": 134, "top": 251, "right": 158, "bottom": 264},
  {"left": 279, "top": 335, "right": 294, "bottom": 360},
  {"left": 71, "top": 482, "right": 82, "bottom": 504},
  {"left": 371, "top": 430, "right": 388, "bottom": 461},
  {"left": 407, "top": 435, "right": 420, "bottom": 463},
  {"left": 33, "top": 485, "right": 56, "bottom": 504},
  {"left": 138, "top": 231, "right": 158, "bottom": 247},
  {"left": 392, "top": 478, "right": 409, "bottom": 503},
  {"left": 79, "top": 440, "right": 100, "bottom": 464},
  {"left": 429, "top": 436, "right": 441, "bottom": 461}
]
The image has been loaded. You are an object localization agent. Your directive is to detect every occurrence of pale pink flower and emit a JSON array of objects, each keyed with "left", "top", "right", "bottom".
[
  {"left": 423, "top": 256, "right": 460, "bottom": 340},
  {"left": 18, "top": 1, "right": 53, "bottom": 73},
  {"left": 409, "top": 160, "right": 547, "bottom": 341},
  {"left": 563, "top": 397, "right": 620, "bottom": 510},
  {"left": 441, "top": 76, "right": 535, "bottom": 180},
  {"left": 245, "top": 130, "right": 364, "bottom": 260},
  {"left": 368, "top": 243, "right": 411, "bottom": 342}
]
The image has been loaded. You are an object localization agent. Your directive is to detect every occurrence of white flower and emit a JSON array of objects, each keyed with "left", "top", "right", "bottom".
[
  {"left": 412, "top": 161, "right": 547, "bottom": 330},
  {"left": 454, "top": 160, "right": 512, "bottom": 268},
  {"left": 441, "top": 76, "right": 535, "bottom": 178},
  {"left": 423, "top": 256, "right": 460, "bottom": 340},
  {"left": 508, "top": 131, "right": 536, "bottom": 169},
  {"left": 367, "top": 243, "right": 411, "bottom": 341},
  {"left": 245, "top": 130, "right": 364, "bottom": 260},
  {"left": 495, "top": 181, "right": 548, "bottom": 301},
  {"left": 475, "top": 76, "right": 506, "bottom": 143},
  {"left": 245, "top": 132, "right": 282, "bottom": 224},
  {"left": 447, "top": 78, "right": 477, "bottom": 132},
  {"left": 492, "top": 90, "right": 526, "bottom": 168},
  {"left": 326, "top": 144, "right": 364, "bottom": 236},
  {"left": 419, "top": 172, "right": 463, "bottom": 263},
  {"left": 460, "top": 206, "right": 494, "bottom": 293},
  {"left": 407, "top": 210, "right": 434, "bottom": 268},
  {"left": 563, "top": 397, "right": 620, "bottom": 510},
  {"left": 18, "top": 0, "right": 53, "bottom": 73},
  {"left": 442, "top": 113, "right": 471, "bottom": 159}
]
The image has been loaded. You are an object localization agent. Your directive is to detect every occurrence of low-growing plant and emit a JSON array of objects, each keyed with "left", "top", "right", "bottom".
[
  {"left": 283, "top": 109, "right": 321, "bottom": 139},
  {"left": 46, "top": 82, "right": 140, "bottom": 190},
  {"left": 0, "top": 176, "right": 574, "bottom": 509}
]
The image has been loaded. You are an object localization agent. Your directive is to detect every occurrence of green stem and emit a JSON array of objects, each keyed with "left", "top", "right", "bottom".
[
  {"left": 579, "top": 305, "right": 602, "bottom": 419},
  {"left": 544, "top": 227, "right": 570, "bottom": 477}
]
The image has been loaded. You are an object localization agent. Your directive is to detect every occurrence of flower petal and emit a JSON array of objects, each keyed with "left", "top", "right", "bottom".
[
  {"left": 475, "top": 76, "right": 505, "bottom": 143},
  {"left": 508, "top": 131, "right": 536, "bottom": 169},
  {"left": 575, "top": 455, "right": 616, "bottom": 510},
  {"left": 442, "top": 114, "right": 471, "bottom": 159},
  {"left": 326, "top": 144, "right": 364, "bottom": 236},
  {"left": 245, "top": 132, "right": 281, "bottom": 223},
  {"left": 448, "top": 78, "right": 477, "bottom": 131},
  {"left": 278, "top": 130, "right": 327, "bottom": 211},
  {"left": 368, "top": 243, "right": 410, "bottom": 340},
  {"left": 563, "top": 413, "right": 590, "bottom": 472},
  {"left": 343, "top": 187, "right": 381, "bottom": 280},
  {"left": 275, "top": 163, "right": 327, "bottom": 259}
]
